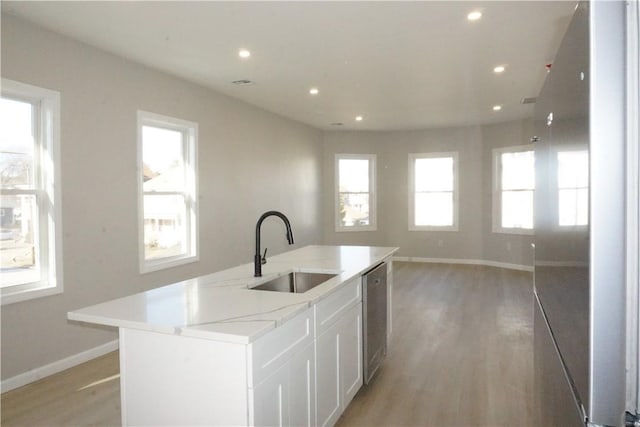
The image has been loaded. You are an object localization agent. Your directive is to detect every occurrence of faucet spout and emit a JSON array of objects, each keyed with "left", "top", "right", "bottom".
[{"left": 255, "top": 211, "right": 295, "bottom": 277}]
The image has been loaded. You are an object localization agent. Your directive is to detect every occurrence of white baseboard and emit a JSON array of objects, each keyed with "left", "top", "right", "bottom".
[
  {"left": 393, "top": 256, "right": 534, "bottom": 272},
  {"left": 1, "top": 339, "right": 119, "bottom": 393}
]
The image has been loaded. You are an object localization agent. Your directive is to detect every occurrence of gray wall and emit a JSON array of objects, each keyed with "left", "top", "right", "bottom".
[
  {"left": 1, "top": 15, "right": 324, "bottom": 380},
  {"left": 1, "top": 13, "right": 536, "bottom": 383},
  {"left": 323, "top": 120, "right": 535, "bottom": 267}
]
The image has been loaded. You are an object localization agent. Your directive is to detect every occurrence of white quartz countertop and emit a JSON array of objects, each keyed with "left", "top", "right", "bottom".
[{"left": 68, "top": 245, "right": 398, "bottom": 344}]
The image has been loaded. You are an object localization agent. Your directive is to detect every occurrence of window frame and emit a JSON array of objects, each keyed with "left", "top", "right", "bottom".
[
  {"left": 554, "top": 145, "right": 589, "bottom": 230},
  {"left": 1, "top": 78, "right": 63, "bottom": 305},
  {"left": 492, "top": 145, "right": 535, "bottom": 235},
  {"left": 137, "top": 110, "right": 199, "bottom": 273},
  {"left": 334, "top": 153, "right": 377, "bottom": 232},
  {"left": 408, "top": 152, "right": 459, "bottom": 232}
]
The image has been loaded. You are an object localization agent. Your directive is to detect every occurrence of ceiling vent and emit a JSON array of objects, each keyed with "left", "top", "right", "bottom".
[
  {"left": 521, "top": 97, "right": 537, "bottom": 104},
  {"left": 231, "top": 79, "right": 255, "bottom": 86},
  {"left": 330, "top": 122, "right": 344, "bottom": 126}
]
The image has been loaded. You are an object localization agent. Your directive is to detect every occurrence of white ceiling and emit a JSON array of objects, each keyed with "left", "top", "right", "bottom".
[{"left": 2, "top": 1, "right": 577, "bottom": 131}]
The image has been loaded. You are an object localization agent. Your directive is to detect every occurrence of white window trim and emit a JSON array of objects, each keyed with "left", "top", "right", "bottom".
[
  {"left": 552, "top": 144, "right": 589, "bottom": 231},
  {"left": 334, "top": 153, "right": 377, "bottom": 232},
  {"left": 492, "top": 145, "right": 535, "bottom": 235},
  {"left": 408, "top": 152, "right": 459, "bottom": 232},
  {"left": 1, "top": 79, "right": 63, "bottom": 305},
  {"left": 137, "top": 110, "right": 199, "bottom": 273}
]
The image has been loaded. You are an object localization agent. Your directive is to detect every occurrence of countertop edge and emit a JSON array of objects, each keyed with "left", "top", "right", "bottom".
[{"left": 67, "top": 245, "right": 399, "bottom": 344}]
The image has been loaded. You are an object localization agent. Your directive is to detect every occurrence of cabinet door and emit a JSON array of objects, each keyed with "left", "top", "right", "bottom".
[
  {"left": 289, "top": 342, "right": 316, "bottom": 427},
  {"left": 316, "top": 324, "right": 341, "bottom": 427},
  {"left": 251, "top": 362, "right": 289, "bottom": 427},
  {"left": 340, "top": 302, "right": 363, "bottom": 407}
]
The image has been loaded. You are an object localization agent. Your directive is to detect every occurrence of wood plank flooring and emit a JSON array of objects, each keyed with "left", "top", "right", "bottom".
[
  {"left": 1, "top": 262, "right": 534, "bottom": 427},
  {"left": 336, "top": 262, "right": 534, "bottom": 427},
  {"left": 1, "top": 351, "right": 121, "bottom": 426}
]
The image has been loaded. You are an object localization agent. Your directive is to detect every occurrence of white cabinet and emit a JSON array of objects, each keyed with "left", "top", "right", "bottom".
[
  {"left": 289, "top": 342, "right": 316, "bottom": 427},
  {"left": 118, "top": 271, "right": 375, "bottom": 427},
  {"left": 316, "top": 324, "right": 340, "bottom": 427},
  {"left": 251, "top": 362, "right": 290, "bottom": 427},
  {"left": 249, "top": 309, "right": 315, "bottom": 427},
  {"left": 315, "top": 278, "right": 363, "bottom": 427},
  {"left": 250, "top": 341, "right": 315, "bottom": 427},
  {"left": 340, "top": 303, "right": 363, "bottom": 405}
]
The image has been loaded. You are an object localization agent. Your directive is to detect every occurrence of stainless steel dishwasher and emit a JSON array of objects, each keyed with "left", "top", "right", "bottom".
[{"left": 362, "top": 262, "right": 387, "bottom": 384}]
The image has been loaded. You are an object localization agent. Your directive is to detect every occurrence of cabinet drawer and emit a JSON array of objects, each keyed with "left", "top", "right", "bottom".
[
  {"left": 248, "top": 308, "right": 314, "bottom": 387},
  {"left": 315, "top": 277, "right": 361, "bottom": 336}
]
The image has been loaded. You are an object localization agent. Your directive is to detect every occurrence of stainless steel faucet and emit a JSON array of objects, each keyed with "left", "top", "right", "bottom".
[{"left": 254, "top": 211, "right": 294, "bottom": 277}]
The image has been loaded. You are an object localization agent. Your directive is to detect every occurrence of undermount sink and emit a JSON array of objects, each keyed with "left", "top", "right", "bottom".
[{"left": 252, "top": 271, "right": 337, "bottom": 293}]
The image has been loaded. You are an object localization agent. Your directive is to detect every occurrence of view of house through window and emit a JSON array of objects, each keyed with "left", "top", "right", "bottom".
[
  {"left": 0, "top": 97, "right": 41, "bottom": 287},
  {"left": 409, "top": 153, "right": 458, "bottom": 230},
  {"left": 1, "top": 79, "right": 61, "bottom": 304},
  {"left": 557, "top": 150, "right": 588, "bottom": 226},
  {"left": 139, "top": 111, "right": 197, "bottom": 272},
  {"left": 336, "top": 155, "right": 376, "bottom": 231}
]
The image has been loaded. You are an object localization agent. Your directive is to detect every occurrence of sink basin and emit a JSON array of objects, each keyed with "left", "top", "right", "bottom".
[{"left": 252, "top": 272, "right": 337, "bottom": 293}]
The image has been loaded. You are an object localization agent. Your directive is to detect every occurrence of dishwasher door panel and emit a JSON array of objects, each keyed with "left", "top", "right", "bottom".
[{"left": 363, "top": 262, "right": 387, "bottom": 385}]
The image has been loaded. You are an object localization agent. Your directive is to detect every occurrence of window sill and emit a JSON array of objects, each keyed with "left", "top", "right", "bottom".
[
  {"left": 492, "top": 227, "right": 534, "bottom": 236},
  {"left": 1, "top": 282, "right": 63, "bottom": 306},
  {"left": 409, "top": 225, "right": 459, "bottom": 232},
  {"left": 335, "top": 227, "right": 377, "bottom": 233},
  {"left": 553, "top": 224, "right": 589, "bottom": 232},
  {"left": 141, "top": 254, "right": 199, "bottom": 274}
]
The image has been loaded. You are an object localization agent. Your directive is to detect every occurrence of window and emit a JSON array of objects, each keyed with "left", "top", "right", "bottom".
[
  {"left": 137, "top": 111, "right": 198, "bottom": 273},
  {"left": 335, "top": 154, "right": 376, "bottom": 231},
  {"left": 1, "top": 79, "right": 62, "bottom": 305},
  {"left": 409, "top": 152, "right": 458, "bottom": 231},
  {"left": 492, "top": 146, "right": 535, "bottom": 234},
  {"left": 557, "top": 149, "right": 588, "bottom": 227}
]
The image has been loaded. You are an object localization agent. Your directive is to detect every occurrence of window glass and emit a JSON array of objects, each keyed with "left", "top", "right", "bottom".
[
  {"left": 1, "top": 79, "right": 62, "bottom": 304},
  {"left": 415, "top": 192, "right": 453, "bottom": 226},
  {"left": 558, "top": 150, "right": 588, "bottom": 226},
  {"left": 336, "top": 155, "right": 376, "bottom": 231},
  {"left": 142, "top": 126, "right": 184, "bottom": 191},
  {"left": 1, "top": 98, "right": 41, "bottom": 288},
  {"left": 138, "top": 111, "right": 198, "bottom": 272},
  {"left": 502, "top": 190, "right": 534, "bottom": 229},
  {"left": 338, "top": 159, "right": 369, "bottom": 193},
  {"left": 493, "top": 148, "right": 534, "bottom": 233},
  {"left": 143, "top": 194, "right": 187, "bottom": 260},
  {"left": 0, "top": 98, "right": 34, "bottom": 188},
  {"left": 410, "top": 153, "right": 458, "bottom": 230},
  {"left": 415, "top": 157, "right": 453, "bottom": 192},
  {"left": 502, "top": 151, "right": 535, "bottom": 190}
]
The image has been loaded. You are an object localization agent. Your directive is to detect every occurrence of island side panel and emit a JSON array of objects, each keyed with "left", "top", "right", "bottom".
[{"left": 119, "top": 328, "right": 248, "bottom": 426}]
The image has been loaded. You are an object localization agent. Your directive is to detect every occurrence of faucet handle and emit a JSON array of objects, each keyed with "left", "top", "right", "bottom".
[{"left": 261, "top": 248, "right": 268, "bottom": 265}]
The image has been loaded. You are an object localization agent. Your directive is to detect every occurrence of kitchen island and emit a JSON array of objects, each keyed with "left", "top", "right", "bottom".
[{"left": 68, "top": 245, "right": 398, "bottom": 426}]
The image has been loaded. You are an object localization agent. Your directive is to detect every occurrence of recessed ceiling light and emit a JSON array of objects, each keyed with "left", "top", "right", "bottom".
[
  {"left": 467, "top": 11, "right": 482, "bottom": 21},
  {"left": 493, "top": 105, "right": 502, "bottom": 111},
  {"left": 238, "top": 49, "right": 251, "bottom": 59},
  {"left": 493, "top": 65, "right": 506, "bottom": 73},
  {"left": 355, "top": 116, "right": 363, "bottom": 122},
  {"left": 309, "top": 88, "right": 319, "bottom": 95}
]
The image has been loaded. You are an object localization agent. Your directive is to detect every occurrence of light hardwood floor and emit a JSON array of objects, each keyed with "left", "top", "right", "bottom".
[
  {"left": 1, "top": 351, "right": 121, "bottom": 426},
  {"left": 1, "top": 262, "right": 534, "bottom": 427},
  {"left": 336, "top": 262, "right": 534, "bottom": 427}
]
